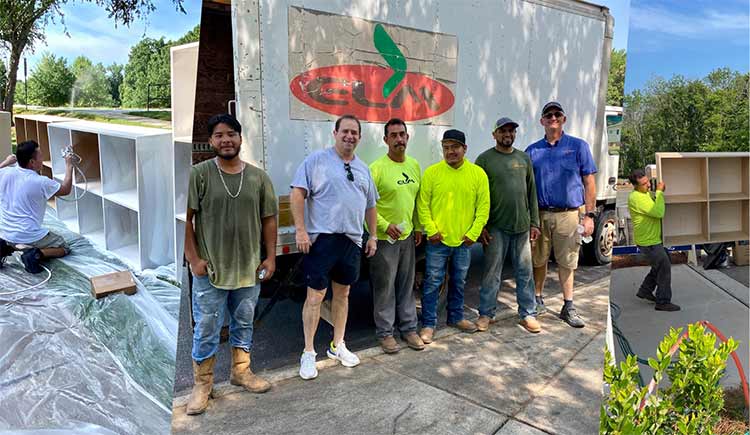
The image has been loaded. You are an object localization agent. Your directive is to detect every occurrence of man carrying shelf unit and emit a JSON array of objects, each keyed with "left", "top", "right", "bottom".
[
  {"left": 0, "top": 141, "right": 74, "bottom": 273},
  {"left": 627, "top": 168, "right": 681, "bottom": 312}
]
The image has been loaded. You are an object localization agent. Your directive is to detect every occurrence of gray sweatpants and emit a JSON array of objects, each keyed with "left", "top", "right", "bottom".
[
  {"left": 638, "top": 244, "right": 672, "bottom": 304},
  {"left": 369, "top": 235, "right": 418, "bottom": 338}
]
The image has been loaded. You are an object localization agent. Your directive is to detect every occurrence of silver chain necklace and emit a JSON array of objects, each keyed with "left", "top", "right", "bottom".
[{"left": 214, "top": 158, "right": 245, "bottom": 199}]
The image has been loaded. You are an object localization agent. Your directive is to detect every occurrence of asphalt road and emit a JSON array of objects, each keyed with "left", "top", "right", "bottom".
[{"left": 172, "top": 245, "right": 611, "bottom": 394}]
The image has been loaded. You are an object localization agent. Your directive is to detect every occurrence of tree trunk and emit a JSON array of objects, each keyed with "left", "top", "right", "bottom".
[{"left": 4, "top": 40, "right": 26, "bottom": 125}]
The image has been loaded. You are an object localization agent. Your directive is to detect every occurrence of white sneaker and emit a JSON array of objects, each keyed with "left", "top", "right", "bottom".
[
  {"left": 326, "top": 341, "right": 360, "bottom": 368},
  {"left": 299, "top": 351, "right": 318, "bottom": 380}
]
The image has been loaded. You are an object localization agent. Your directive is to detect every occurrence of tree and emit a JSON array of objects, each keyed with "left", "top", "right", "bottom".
[
  {"left": 607, "top": 49, "right": 626, "bottom": 107},
  {"left": 120, "top": 25, "right": 200, "bottom": 108},
  {"left": 27, "top": 52, "right": 74, "bottom": 106},
  {"left": 0, "top": 60, "right": 7, "bottom": 104},
  {"left": 71, "top": 55, "right": 113, "bottom": 107},
  {"left": 0, "top": 0, "right": 184, "bottom": 119},
  {"left": 106, "top": 62, "right": 124, "bottom": 106}
]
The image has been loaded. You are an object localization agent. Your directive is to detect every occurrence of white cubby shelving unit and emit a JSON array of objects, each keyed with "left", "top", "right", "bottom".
[
  {"left": 171, "top": 42, "right": 199, "bottom": 282},
  {"left": 14, "top": 114, "right": 75, "bottom": 208},
  {"left": 657, "top": 152, "right": 749, "bottom": 246},
  {"left": 47, "top": 120, "right": 175, "bottom": 270}
]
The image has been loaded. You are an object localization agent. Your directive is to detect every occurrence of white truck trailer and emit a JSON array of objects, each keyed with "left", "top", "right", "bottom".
[{"left": 225, "top": 0, "right": 619, "bottom": 270}]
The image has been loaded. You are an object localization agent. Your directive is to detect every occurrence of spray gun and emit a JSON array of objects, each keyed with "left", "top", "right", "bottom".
[
  {"left": 57, "top": 145, "right": 87, "bottom": 202},
  {"left": 61, "top": 145, "right": 82, "bottom": 164}
]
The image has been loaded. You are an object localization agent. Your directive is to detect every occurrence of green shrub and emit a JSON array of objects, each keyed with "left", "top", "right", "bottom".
[{"left": 601, "top": 323, "right": 739, "bottom": 434}]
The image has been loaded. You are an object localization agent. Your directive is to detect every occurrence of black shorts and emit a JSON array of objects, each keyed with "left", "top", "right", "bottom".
[{"left": 302, "top": 233, "right": 361, "bottom": 290}]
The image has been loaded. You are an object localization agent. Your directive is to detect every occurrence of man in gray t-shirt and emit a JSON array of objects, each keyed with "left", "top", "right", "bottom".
[{"left": 290, "top": 115, "right": 379, "bottom": 380}]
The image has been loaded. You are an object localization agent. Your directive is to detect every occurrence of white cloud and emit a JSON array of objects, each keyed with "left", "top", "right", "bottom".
[{"left": 631, "top": 4, "right": 750, "bottom": 39}]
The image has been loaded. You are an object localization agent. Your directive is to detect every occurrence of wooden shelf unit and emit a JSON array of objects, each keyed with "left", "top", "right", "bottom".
[
  {"left": 657, "top": 152, "right": 750, "bottom": 246},
  {"left": 47, "top": 120, "right": 174, "bottom": 270}
]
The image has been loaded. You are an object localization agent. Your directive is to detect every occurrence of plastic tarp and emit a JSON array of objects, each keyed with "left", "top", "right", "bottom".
[{"left": 0, "top": 210, "right": 179, "bottom": 434}]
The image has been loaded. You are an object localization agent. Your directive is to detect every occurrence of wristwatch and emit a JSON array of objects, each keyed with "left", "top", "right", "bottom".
[
  {"left": 585, "top": 211, "right": 597, "bottom": 219},
  {"left": 369, "top": 235, "right": 378, "bottom": 241}
]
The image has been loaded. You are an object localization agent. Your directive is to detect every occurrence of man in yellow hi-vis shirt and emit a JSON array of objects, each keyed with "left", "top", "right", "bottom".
[
  {"left": 417, "top": 129, "right": 490, "bottom": 343},
  {"left": 369, "top": 118, "right": 425, "bottom": 354}
]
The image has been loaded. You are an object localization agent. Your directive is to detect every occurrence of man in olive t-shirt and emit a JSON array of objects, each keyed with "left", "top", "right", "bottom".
[
  {"left": 475, "top": 117, "right": 541, "bottom": 333},
  {"left": 184, "top": 114, "right": 278, "bottom": 415}
]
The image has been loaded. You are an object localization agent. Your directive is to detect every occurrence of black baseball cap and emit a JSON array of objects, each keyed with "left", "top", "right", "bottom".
[
  {"left": 442, "top": 129, "right": 466, "bottom": 145},
  {"left": 541, "top": 101, "right": 564, "bottom": 115},
  {"left": 493, "top": 117, "right": 519, "bottom": 131}
]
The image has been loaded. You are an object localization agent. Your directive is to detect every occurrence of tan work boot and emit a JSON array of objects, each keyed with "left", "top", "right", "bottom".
[
  {"left": 519, "top": 316, "right": 542, "bottom": 333},
  {"left": 186, "top": 356, "right": 215, "bottom": 415},
  {"left": 379, "top": 336, "right": 400, "bottom": 354},
  {"left": 448, "top": 319, "right": 478, "bottom": 333},
  {"left": 229, "top": 347, "right": 271, "bottom": 393},
  {"left": 401, "top": 331, "right": 425, "bottom": 351},
  {"left": 419, "top": 327, "right": 434, "bottom": 344},
  {"left": 476, "top": 315, "right": 494, "bottom": 332}
]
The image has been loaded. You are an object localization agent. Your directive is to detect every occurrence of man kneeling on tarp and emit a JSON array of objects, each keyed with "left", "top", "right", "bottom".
[
  {"left": 184, "top": 114, "right": 278, "bottom": 415},
  {"left": 0, "top": 141, "right": 74, "bottom": 272}
]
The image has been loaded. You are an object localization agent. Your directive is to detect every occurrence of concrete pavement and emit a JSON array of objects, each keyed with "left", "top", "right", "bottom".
[{"left": 171, "top": 268, "right": 610, "bottom": 435}]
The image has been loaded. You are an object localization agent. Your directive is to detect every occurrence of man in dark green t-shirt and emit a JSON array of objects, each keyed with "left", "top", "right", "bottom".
[
  {"left": 184, "top": 114, "right": 278, "bottom": 415},
  {"left": 475, "top": 117, "right": 541, "bottom": 334}
]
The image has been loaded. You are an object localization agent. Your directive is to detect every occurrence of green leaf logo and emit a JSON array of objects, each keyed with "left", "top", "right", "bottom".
[{"left": 374, "top": 24, "right": 407, "bottom": 99}]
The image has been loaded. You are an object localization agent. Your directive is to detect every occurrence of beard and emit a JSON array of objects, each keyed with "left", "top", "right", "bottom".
[
  {"left": 216, "top": 146, "right": 240, "bottom": 160},
  {"left": 497, "top": 140, "right": 514, "bottom": 148}
]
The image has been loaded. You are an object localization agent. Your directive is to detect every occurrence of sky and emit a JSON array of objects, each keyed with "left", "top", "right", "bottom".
[
  {"left": 15, "top": 0, "right": 201, "bottom": 80},
  {"left": 623, "top": 0, "right": 750, "bottom": 92}
]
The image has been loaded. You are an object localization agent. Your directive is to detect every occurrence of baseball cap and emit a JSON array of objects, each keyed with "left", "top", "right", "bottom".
[
  {"left": 541, "top": 101, "right": 564, "bottom": 115},
  {"left": 493, "top": 117, "right": 519, "bottom": 131},
  {"left": 441, "top": 129, "right": 466, "bottom": 145}
]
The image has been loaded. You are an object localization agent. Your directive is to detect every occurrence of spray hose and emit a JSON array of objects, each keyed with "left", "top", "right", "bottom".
[{"left": 637, "top": 320, "right": 749, "bottom": 413}]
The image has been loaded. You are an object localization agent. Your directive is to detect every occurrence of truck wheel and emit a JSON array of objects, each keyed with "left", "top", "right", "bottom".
[{"left": 583, "top": 209, "right": 617, "bottom": 265}]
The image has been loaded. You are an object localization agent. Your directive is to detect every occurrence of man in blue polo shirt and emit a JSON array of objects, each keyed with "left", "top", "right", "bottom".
[{"left": 525, "top": 101, "right": 597, "bottom": 328}]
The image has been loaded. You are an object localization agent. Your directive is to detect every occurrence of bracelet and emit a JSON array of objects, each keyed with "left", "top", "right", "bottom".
[{"left": 369, "top": 236, "right": 378, "bottom": 241}]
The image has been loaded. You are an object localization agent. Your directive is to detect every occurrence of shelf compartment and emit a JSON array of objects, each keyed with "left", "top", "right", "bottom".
[
  {"left": 663, "top": 202, "right": 709, "bottom": 246},
  {"left": 103, "top": 199, "right": 140, "bottom": 268},
  {"left": 48, "top": 125, "right": 72, "bottom": 176},
  {"left": 709, "top": 200, "right": 749, "bottom": 243},
  {"left": 659, "top": 157, "right": 708, "bottom": 200},
  {"left": 708, "top": 156, "right": 749, "bottom": 200},
  {"left": 70, "top": 130, "right": 101, "bottom": 188},
  {"left": 77, "top": 191, "right": 105, "bottom": 249},
  {"left": 14, "top": 118, "right": 26, "bottom": 143},
  {"left": 100, "top": 134, "right": 138, "bottom": 205},
  {"left": 664, "top": 194, "right": 708, "bottom": 204},
  {"left": 173, "top": 140, "right": 191, "bottom": 222}
]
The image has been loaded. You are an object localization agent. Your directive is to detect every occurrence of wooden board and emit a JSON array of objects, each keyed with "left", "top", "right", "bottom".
[{"left": 90, "top": 270, "right": 137, "bottom": 299}]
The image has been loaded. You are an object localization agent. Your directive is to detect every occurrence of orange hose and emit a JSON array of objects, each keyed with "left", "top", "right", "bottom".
[{"left": 638, "top": 320, "right": 749, "bottom": 412}]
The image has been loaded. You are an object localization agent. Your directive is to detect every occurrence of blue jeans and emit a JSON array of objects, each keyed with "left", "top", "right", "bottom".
[
  {"left": 479, "top": 230, "right": 537, "bottom": 319},
  {"left": 421, "top": 242, "right": 471, "bottom": 328},
  {"left": 191, "top": 274, "right": 260, "bottom": 362}
]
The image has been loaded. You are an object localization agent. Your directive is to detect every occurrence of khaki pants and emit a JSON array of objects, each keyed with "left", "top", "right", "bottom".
[{"left": 532, "top": 210, "right": 581, "bottom": 270}]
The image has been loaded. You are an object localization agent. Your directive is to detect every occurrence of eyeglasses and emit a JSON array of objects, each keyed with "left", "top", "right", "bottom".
[
  {"left": 543, "top": 111, "right": 565, "bottom": 120},
  {"left": 344, "top": 163, "right": 354, "bottom": 182}
]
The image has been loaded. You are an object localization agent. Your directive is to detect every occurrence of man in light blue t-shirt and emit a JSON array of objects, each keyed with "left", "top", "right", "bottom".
[
  {"left": 0, "top": 140, "right": 74, "bottom": 273},
  {"left": 290, "top": 114, "right": 379, "bottom": 381}
]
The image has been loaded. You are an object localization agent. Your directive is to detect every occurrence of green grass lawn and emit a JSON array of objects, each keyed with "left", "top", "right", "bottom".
[{"left": 125, "top": 110, "right": 172, "bottom": 121}]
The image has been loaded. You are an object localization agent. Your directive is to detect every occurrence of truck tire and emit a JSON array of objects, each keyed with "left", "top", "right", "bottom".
[{"left": 582, "top": 209, "right": 617, "bottom": 265}]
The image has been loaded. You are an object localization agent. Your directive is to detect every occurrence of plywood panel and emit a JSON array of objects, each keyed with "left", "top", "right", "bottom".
[
  {"left": 24, "top": 119, "right": 39, "bottom": 143},
  {"left": 37, "top": 121, "right": 52, "bottom": 161}
]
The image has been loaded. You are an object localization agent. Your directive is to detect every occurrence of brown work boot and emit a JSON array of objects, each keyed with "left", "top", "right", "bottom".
[
  {"left": 448, "top": 319, "right": 478, "bottom": 333},
  {"left": 419, "top": 327, "right": 434, "bottom": 344},
  {"left": 379, "top": 336, "right": 400, "bottom": 354},
  {"left": 401, "top": 331, "right": 425, "bottom": 351},
  {"left": 229, "top": 347, "right": 271, "bottom": 393},
  {"left": 519, "top": 316, "right": 542, "bottom": 333},
  {"left": 476, "top": 315, "right": 494, "bottom": 332},
  {"left": 186, "top": 356, "right": 215, "bottom": 415}
]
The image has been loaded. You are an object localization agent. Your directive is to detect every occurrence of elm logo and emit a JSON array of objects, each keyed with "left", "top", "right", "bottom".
[
  {"left": 289, "top": 21, "right": 456, "bottom": 123},
  {"left": 397, "top": 172, "right": 416, "bottom": 185}
]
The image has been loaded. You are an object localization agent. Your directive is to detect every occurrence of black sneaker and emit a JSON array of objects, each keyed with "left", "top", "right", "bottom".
[
  {"left": 636, "top": 290, "right": 656, "bottom": 302},
  {"left": 559, "top": 306, "right": 585, "bottom": 328},
  {"left": 0, "top": 239, "right": 13, "bottom": 268},
  {"left": 21, "top": 248, "right": 43, "bottom": 274},
  {"left": 655, "top": 302, "right": 681, "bottom": 312}
]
